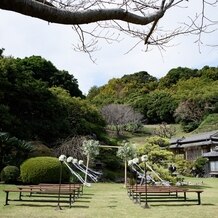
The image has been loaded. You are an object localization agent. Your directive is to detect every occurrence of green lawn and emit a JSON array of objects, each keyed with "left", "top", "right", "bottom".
[{"left": 0, "top": 177, "right": 218, "bottom": 218}]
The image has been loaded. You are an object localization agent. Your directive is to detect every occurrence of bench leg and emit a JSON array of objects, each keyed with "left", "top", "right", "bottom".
[
  {"left": 73, "top": 190, "right": 76, "bottom": 203},
  {"left": 134, "top": 193, "right": 138, "bottom": 204},
  {"left": 19, "top": 191, "right": 22, "bottom": 200},
  {"left": 4, "top": 191, "right": 9, "bottom": 206},
  {"left": 139, "top": 193, "right": 141, "bottom": 205},
  {"left": 184, "top": 192, "right": 187, "bottom": 201},
  {"left": 81, "top": 185, "right": 83, "bottom": 195},
  {"left": 197, "top": 192, "right": 201, "bottom": 205},
  {"left": 69, "top": 194, "right": 72, "bottom": 208}
]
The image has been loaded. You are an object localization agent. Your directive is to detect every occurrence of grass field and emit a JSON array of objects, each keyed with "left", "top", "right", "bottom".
[{"left": 0, "top": 177, "right": 218, "bottom": 218}]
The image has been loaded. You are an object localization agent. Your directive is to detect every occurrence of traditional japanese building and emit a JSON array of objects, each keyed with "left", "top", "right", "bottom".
[{"left": 169, "top": 130, "right": 218, "bottom": 176}]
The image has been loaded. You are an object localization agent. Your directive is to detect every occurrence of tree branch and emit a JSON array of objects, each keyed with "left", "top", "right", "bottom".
[{"left": 0, "top": 0, "right": 165, "bottom": 25}]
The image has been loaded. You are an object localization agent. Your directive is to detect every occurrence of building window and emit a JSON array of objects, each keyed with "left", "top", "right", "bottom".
[{"left": 210, "top": 161, "right": 218, "bottom": 172}]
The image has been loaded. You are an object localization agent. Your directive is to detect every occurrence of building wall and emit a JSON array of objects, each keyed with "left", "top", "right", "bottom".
[{"left": 185, "top": 147, "right": 202, "bottom": 161}]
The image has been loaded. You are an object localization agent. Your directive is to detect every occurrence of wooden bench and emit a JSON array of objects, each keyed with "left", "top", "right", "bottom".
[
  {"left": 39, "top": 183, "right": 83, "bottom": 196},
  {"left": 127, "top": 185, "right": 203, "bottom": 205},
  {"left": 3, "top": 185, "right": 79, "bottom": 207},
  {"left": 17, "top": 183, "right": 82, "bottom": 198}
]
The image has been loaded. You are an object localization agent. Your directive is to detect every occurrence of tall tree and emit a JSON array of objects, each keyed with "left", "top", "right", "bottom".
[
  {"left": 0, "top": 1, "right": 216, "bottom": 55},
  {"left": 17, "top": 56, "right": 83, "bottom": 97}
]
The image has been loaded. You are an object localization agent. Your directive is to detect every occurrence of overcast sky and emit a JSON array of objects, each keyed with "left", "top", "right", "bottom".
[{"left": 0, "top": 2, "right": 218, "bottom": 95}]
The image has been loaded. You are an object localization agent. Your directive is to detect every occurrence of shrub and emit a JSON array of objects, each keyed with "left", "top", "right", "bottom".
[
  {"left": 174, "top": 155, "right": 193, "bottom": 176},
  {"left": 20, "top": 157, "right": 70, "bottom": 184},
  {"left": 28, "top": 141, "right": 54, "bottom": 158},
  {"left": 124, "top": 123, "right": 143, "bottom": 133},
  {"left": 1, "top": 165, "right": 20, "bottom": 184},
  {"left": 151, "top": 163, "right": 177, "bottom": 184},
  {"left": 192, "top": 157, "right": 208, "bottom": 177}
]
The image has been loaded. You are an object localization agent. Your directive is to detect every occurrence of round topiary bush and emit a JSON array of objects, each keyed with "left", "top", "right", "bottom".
[
  {"left": 1, "top": 165, "right": 20, "bottom": 184},
  {"left": 20, "top": 157, "right": 70, "bottom": 184}
]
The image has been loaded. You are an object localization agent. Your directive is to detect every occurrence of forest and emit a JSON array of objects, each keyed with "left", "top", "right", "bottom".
[
  {"left": 88, "top": 65, "right": 218, "bottom": 131},
  {"left": 0, "top": 49, "right": 218, "bottom": 182}
]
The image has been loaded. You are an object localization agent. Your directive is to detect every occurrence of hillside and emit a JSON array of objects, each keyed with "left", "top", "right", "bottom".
[
  {"left": 193, "top": 113, "right": 218, "bottom": 133},
  {"left": 87, "top": 66, "right": 218, "bottom": 133}
]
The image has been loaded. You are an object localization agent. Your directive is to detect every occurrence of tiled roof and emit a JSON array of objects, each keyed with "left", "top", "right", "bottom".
[
  {"left": 169, "top": 130, "right": 218, "bottom": 148},
  {"left": 203, "top": 151, "right": 218, "bottom": 157}
]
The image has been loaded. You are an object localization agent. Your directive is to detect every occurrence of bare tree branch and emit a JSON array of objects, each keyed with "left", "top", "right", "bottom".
[
  {"left": 0, "top": 0, "right": 166, "bottom": 25},
  {"left": 0, "top": 0, "right": 217, "bottom": 57}
]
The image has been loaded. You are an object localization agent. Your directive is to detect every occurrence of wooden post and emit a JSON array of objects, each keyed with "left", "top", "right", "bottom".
[
  {"left": 56, "top": 161, "right": 63, "bottom": 210},
  {"left": 85, "top": 153, "right": 90, "bottom": 185},
  {"left": 124, "top": 159, "right": 127, "bottom": 187}
]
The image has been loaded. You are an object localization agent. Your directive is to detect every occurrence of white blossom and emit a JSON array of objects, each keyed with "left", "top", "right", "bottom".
[
  {"left": 82, "top": 139, "right": 100, "bottom": 157},
  {"left": 59, "top": 154, "right": 67, "bottom": 162}
]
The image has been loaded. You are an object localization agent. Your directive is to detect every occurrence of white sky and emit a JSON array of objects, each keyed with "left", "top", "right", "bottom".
[{"left": 0, "top": 2, "right": 218, "bottom": 95}]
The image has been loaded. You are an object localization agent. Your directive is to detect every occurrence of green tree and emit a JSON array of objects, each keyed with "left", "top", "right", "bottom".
[
  {"left": 87, "top": 86, "right": 100, "bottom": 100},
  {"left": 88, "top": 71, "right": 158, "bottom": 107},
  {"left": 137, "top": 136, "right": 175, "bottom": 183},
  {"left": 0, "top": 57, "right": 72, "bottom": 143},
  {"left": 0, "top": 132, "right": 33, "bottom": 170},
  {"left": 0, "top": 48, "right": 5, "bottom": 58},
  {"left": 50, "top": 87, "right": 105, "bottom": 137},
  {"left": 174, "top": 99, "right": 207, "bottom": 132},
  {"left": 145, "top": 90, "right": 177, "bottom": 123},
  {"left": 158, "top": 67, "right": 199, "bottom": 89},
  {"left": 199, "top": 66, "right": 218, "bottom": 81},
  {"left": 18, "top": 56, "right": 83, "bottom": 97}
]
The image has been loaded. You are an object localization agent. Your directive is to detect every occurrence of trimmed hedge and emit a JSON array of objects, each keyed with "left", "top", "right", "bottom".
[
  {"left": 20, "top": 157, "right": 70, "bottom": 184},
  {"left": 0, "top": 165, "right": 20, "bottom": 184}
]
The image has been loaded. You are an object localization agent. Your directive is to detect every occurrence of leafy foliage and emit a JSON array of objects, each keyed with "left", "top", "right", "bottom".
[
  {"left": 87, "top": 71, "right": 158, "bottom": 106},
  {"left": 0, "top": 55, "right": 105, "bottom": 144},
  {"left": 117, "top": 141, "right": 136, "bottom": 161},
  {"left": 158, "top": 67, "right": 199, "bottom": 88},
  {"left": 88, "top": 65, "right": 218, "bottom": 132},
  {"left": 136, "top": 136, "right": 175, "bottom": 182},
  {"left": 0, "top": 132, "right": 33, "bottom": 170},
  {"left": 82, "top": 139, "right": 100, "bottom": 157},
  {"left": 192, "top": 157, "right": 208, "bottom": 177},
  {"left": 50, "top": 87, "right": 106, "bottom": 137},
  {"left": 194, "top": 113, "right": 218, "bottom": 133},
  {"left": 17, "top": 56, "right": 83, "bottom": 98},
  {"left": 0, "top": 165, "right": 20, "bottom": 184},
  {"left": 20, "top": 157, "right": 70, "bottom": 184},
  {"left": 142, "top": 90, "right": 177, "bottom": 123}
]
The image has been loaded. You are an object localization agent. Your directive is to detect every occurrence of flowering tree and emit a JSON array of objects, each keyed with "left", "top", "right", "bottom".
[
  {"left": 82, "top": 139, "right": 100, "bottom": 183},
  {"left": 117, "top": 141, "right": 136, "bottom": 186}
]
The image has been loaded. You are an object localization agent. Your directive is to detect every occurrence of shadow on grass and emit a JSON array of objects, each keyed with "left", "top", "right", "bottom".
[
  {"left": 15, "top": 204, "right": 72, "bottom": 208},
  {"left": 183, "top": 185, "right": 212, "bottom": 189},
  {"left": 149, "top": 203, "right": 215, "bottom": 207},
  {"left": 77, "top": 196, "right": 92, "bottom": 200},
  {"left": 107, "top": 205, "right": 117, "bottom": 208},
  {"left": 15, "top": 203, "right": 90, "bottom": 209},
  {"left": 82, "top": 193, "right": 95, "bottom": 196},
  {"left": 70, "top": 205, "right": 90, "bottom": 208},
  {"left": 74, "top": 200, "right": 91, "bottom": 203}
]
